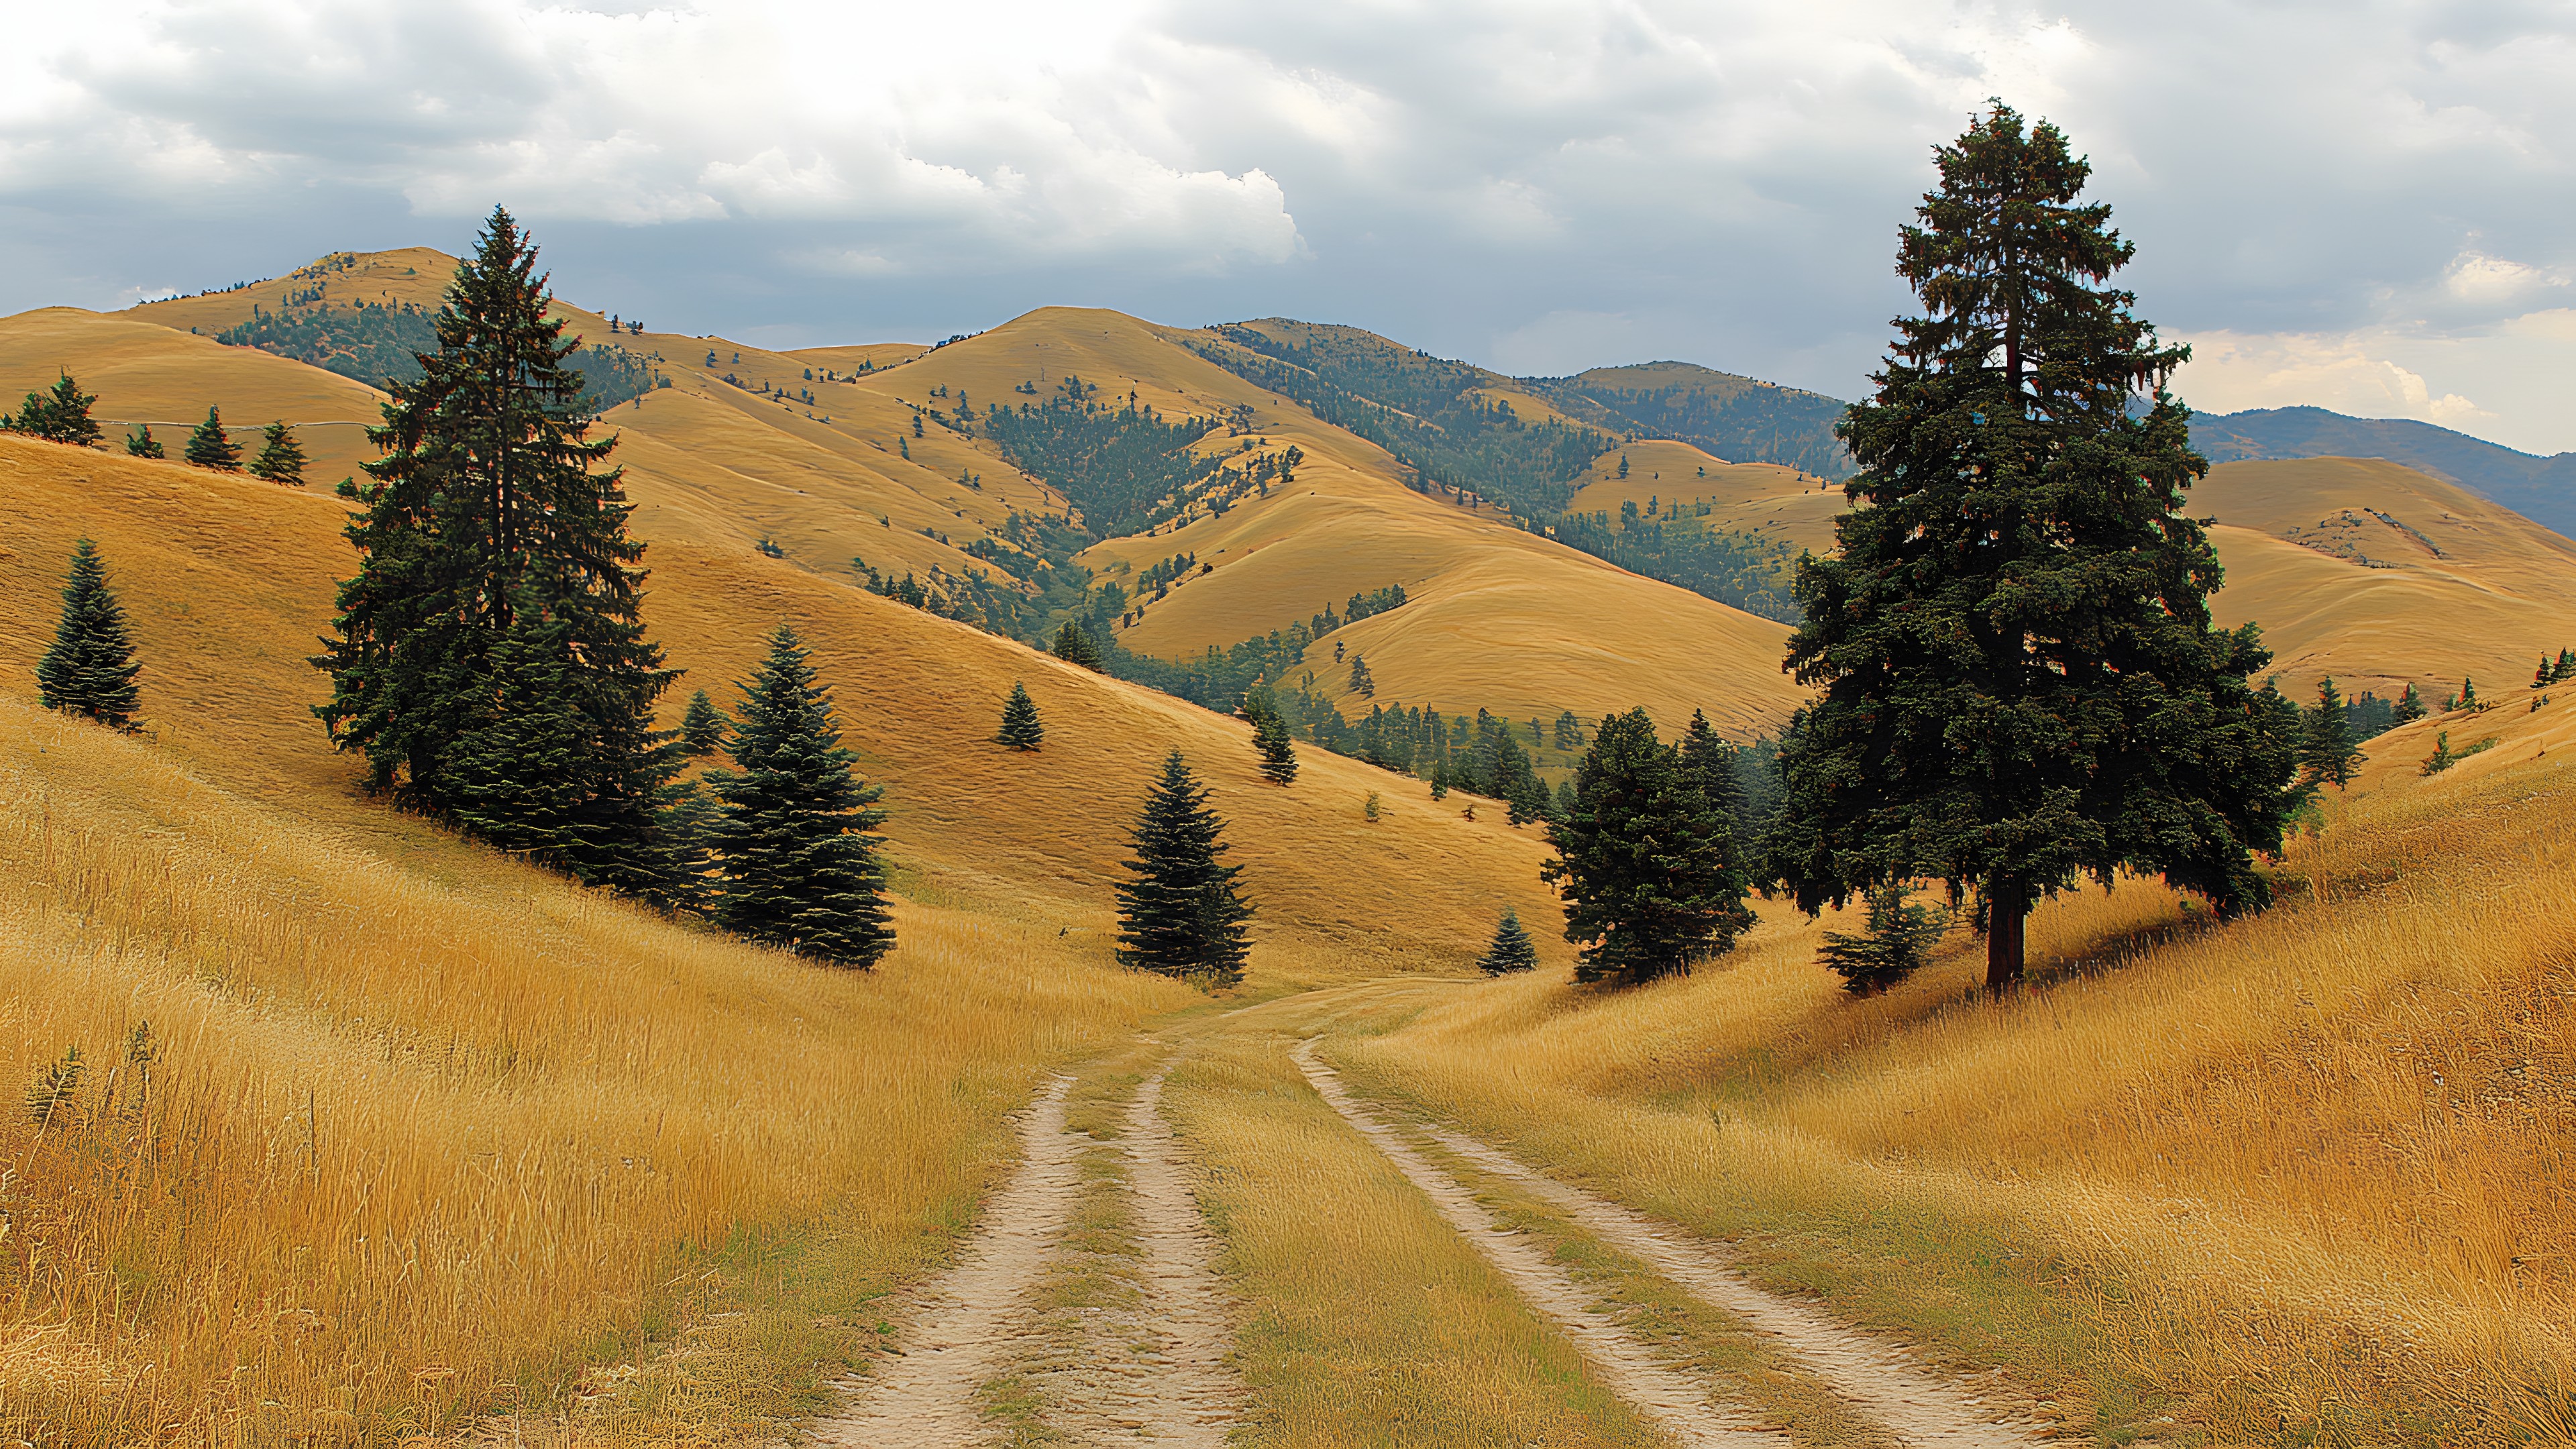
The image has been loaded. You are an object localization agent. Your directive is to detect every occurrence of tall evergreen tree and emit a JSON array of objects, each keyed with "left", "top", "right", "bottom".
[
  {"left": 1478, "top": 910, "right": 1540, "bottom": 975},
  {"left": 681, "top": 687, "right": 731, "bottom": 756},
  {"left": 1676, "top": 709, "right": 1743, "bottom": 825},
  {"left": 125, "top": 424, "right": 164, "bottom": 459},
  {"left": 312, "top": 207, "right": 683, "bottom": 898},
  {"left": 1348, "top": 653, "right": 1375, "bottom": 698},
  {"left": 1053, "top": 621, "right": 1103, "bottom": 671},
  {"left": 184, "top": 407, "right": 241, "bottom": 470},
  {"left": 1542, "top": 708, "right": 1752, "bottom": 985},
  {"left": 709, "top": 624, "right": 894, "bottom": 967},
  {"left": 1766, "top": 105, "right": 2301, "bottom": 995},
  {"left": 247, "top": 420, "right": 306, "bottom": 486},
  {"left": 997, "top": 681, "right": 1044, "bottom": 749},
  {"left": 36, "top": 539, "right": 141, "bottom": 729},
  {"left": 9, "top": 372, "right": 101, "bottom": 447},
  {"left": 1252, "top": 710, "right": 1298, "bottom": 784},
  {"left": 1115, "top": 751, "right": 1254, "bottom": 987},
  {"left": 2301, "top": 676, "right": 2362, "bottom": 790}
]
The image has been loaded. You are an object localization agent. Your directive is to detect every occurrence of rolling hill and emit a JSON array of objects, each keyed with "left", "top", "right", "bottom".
[{"left": 2192, "top": 405, "right": 2576, "bottom": 540}]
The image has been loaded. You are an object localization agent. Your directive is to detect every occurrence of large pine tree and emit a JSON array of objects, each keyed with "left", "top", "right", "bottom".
[
  {"left": 9, "top": 372, "right": 101, "bottom": 447},
  {"left": 1542, "top": 708, "right": 1751, "bottom": 985},
  {"left": 36, "top": 539, "right": 141, "bottom": 729},
  {"left": 709, "top": 624, "right": 894, "bottom": 967},
  {"left": 312, "top": 206, "right": 683, "bottom": 898},
  {"left": 1768, "top": 105, "right": 2300, "bottom": 994},
  {"left": 1115, "top": 751, "right": 1254, "bottom": 987},
  {"left": 184, "top": 407, "right": 241, "bottom": 470}
]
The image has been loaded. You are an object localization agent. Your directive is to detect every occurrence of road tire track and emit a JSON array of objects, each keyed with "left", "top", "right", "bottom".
[
  {"left": 1292, "top": 1040, "right": 1791, "bottom": 1449},
  {"left": 1114, "top": 1065, "right": 1245, "bottom": 1442},
  {"left": 813, "top": 1074, "right": 1085, "bottom": 1448}
]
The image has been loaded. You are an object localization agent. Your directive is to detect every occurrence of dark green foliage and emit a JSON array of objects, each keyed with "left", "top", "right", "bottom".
[
  {"left": 1348, "top": 653, "right": 1375, "bottom": 698},
  {"left": 682, "top": 687, "right": 731, "bottom": 756},
  {"left": 1676, "top": 710, "right": 1743, "bottom": 825},
  {"left": 218, "top": 301, "right": 663, "bottom": 408},
  {"left": 1479, "top": 911, "right": 1540, "bottom": 975},
  {"left": 1540, "top": 511, "right": 1801, "bottom": 623},
  {"left": 1053, "top": 621, "right": 1104, "bottom": 670},
  {"left": 311, "top": 207, "right": 683, "bottom": 901},
  {"left": 1816, "top": 884, "right": 1952, "bottom": 996},
  {"left": 983, "top": 376, "right": 1224, "bottom": 536},
  {"left": 2392, "top": 682, "right": 2427, "bottom": 726},
  {"left": 1767, "top": 105, "right": 2301, "bottom": 995},
  {"left": 1244, "top": 691, "right": 1298, "bottom": 784},
  {"left": 998, "top": 681, "right": 1044, "bottom": 750},
  {"left": 1553, "top": 710, "right": 1585, "bottom": 750},
  {"left": 184, "top": 407, "right": 241, "bottom": 470},
  {"left": 2342, "top": 690, "right": 2397, "bottom": 741},
  {"left": 125, "top": 424, "right": 164, "bottom": 459},
  {"left": 1192, "top": 322, "right": 1611, "bottom": 517},
  {"left": 36, "top": 539, "right": 142, "bottom": 729},
  {"left": 1344, "top": 584, "right": 1407, "bottom": 622},
  {"left": 2301, "top": 676, "right": 2363, "bottom": 789},
  {"left": 26, "top": 1046, "right": 83, "bottom": 1129},
  {"left": 1536, "top": 364, "right": 1856, "bottom": 480},
  {"left": 709, "top": 625, "right": 894, "bottom": 967},
  {"left": 1542, "top": 708, "right": 1752, "bottom": 985},
  {"left": 247, "top": 420, "right": 306, "bottom": 486},
  {"left": 1115, "top": 751, "right": 1254, "bottom": 987},
  {"left": 7, "top": 372, "right": 101, "bottom": 447},
  {"left": 444, "top": 586, "right": 588, "bottom": 859}
]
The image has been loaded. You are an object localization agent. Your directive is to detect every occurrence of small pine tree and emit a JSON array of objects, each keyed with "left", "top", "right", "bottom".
[
  {"left": 1252, "top": 710, "right": 1298, "bottom": 785},
  {"left": 2392, "top": 682, "right": 2427, "bottom": 726},
  {"left": 1616, "top": 452, "right": 1630, "bottom": 479},
  {"left": 1053, "top": 622, "right": 1103, "bottom": 671},
  {"left": 1115, "top": 751, "right": 1254, "bottom": 988},
  {"left": 2556, "top": 649, "right": 2575, "bottom": 684},
  {"left": 998, "top": 681, "right": 1044, "bottom": 749},
  {"left": 709, "top": 625, "right": 895, "bottom": 968},
  {"left": 184, "top": 407, "right": 241, "bottom": 470},
  {"left": 1816, "top": 883, "right": 1952, "bottom": 996},
  {"left": 247, "top": 420, "right": 307, "bottom": 486},
  {"left": 36, "top": 539, "right": 142, "bottom": 729},
  {"left": 680, "top": 687, "right": 731, "bottom": 756},
  {"left": 2420, "top": 731, "right": 2458, "bottom": 777},
  {"left": 1478, "top": 911, "right": 1540, "bottom": 975},
  {"left": 1348, "top": 653, "right": 1375, "bottom": 698},
  {"left": 26, "top": 1046, "right": 83, "bottom": 1129},
  {"left": 2300, "top": 676, "right": 2362, "bottom": 790},
  {"left": 9, "top": 372, "right": 101, "bottom": 447},
  {"left": 2460, "top": 675, "right": 2479, "bottom": 710},
  {"left": 125, "top": 424, "right": 164, "bottom": 458}
]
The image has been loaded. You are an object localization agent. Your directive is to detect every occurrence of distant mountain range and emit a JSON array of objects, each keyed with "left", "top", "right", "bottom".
[{"left": 2188, "top": 407, "right": 2576, "bottom": 541}]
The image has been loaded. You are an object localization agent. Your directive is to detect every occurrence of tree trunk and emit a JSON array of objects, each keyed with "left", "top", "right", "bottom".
[{"left": 1985, "top": 872, "right": 2026, "bottom": 996}]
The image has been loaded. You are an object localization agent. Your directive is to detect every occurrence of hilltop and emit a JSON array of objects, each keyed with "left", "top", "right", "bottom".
[{"left": 2193, "top": 405, "right": 2576, "bottom": 539}]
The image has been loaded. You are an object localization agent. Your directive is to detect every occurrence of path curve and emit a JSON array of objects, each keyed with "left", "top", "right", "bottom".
[
  {"left": 1293, "top": 1040, "right": 1789, "bottom": 1449},
  {"left": 814, "top": 1075, "right": 1084, "bottom": 1448}
]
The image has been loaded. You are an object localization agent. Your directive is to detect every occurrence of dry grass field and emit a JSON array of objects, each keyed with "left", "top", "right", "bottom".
[
  {"left": 0, "top": 429, "right": 1568, "bottom": 1441},
  {"left": 1306, "top": 682, "right": 2576, "bottom": 1444}
]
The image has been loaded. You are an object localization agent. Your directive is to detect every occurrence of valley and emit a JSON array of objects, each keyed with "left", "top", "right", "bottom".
[{"left": 3, "top": 229, "right": 2573, "bottom": 1448}]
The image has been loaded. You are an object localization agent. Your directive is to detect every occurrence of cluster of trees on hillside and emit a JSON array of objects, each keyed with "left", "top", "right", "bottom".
[
  {"left": 981, "top": 375, "right": 1228, "bottom": 535},
  {"left": 5, "top": 372, "right": 310, "bottom": 484},
  {"left": 1540, "top": 509, "right": 1799, "bottom": 623},
  {"left": 217, "top": 301, "right": 665, "bottom": 408},
  {"left": 1534, "top": 374, "right": 1856, "bottom": 481}
]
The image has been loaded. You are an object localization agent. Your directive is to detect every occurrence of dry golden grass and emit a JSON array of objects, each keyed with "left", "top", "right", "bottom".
[
  {"left": 0, "top": 692, "right": 1191, "bottom": 1440},
  {"left": 1311, "top": 727, "right": 2576, "bottom": 1442}
]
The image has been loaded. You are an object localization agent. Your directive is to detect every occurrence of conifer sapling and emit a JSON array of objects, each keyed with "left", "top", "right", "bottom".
[
  {"left": 125, "top": 424, "right": 164, "bottom": 459},
  {"left": 998, "top": 681, "right": 1044, "bottom": 750},
  {"left": 1478, "top": 910, "right": 1540, "bottom": 975},
  {"left": 36, "top": 539, "right": 142, "bottom": 729},
  {"left": 681, "top": 686, "right": 731, "bottom": 757},
  {"left": 248, "top": 420, "right": 307, "bottom": 486},
  {"left": 184, "top": 407, "right": 242, "bottom": 470}
]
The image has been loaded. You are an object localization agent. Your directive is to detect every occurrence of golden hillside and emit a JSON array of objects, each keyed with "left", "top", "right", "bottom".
[
  {"left": 1567, "top": 438, "right": 1848, "bottom": 550},
  {"left": 21, "top": 264, "right": 1817, "bottom": 740}
]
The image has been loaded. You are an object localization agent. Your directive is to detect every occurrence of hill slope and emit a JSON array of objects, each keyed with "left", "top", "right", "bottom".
[{"left": 2192, "top": 405, "right": 2576, "bottom": 539}]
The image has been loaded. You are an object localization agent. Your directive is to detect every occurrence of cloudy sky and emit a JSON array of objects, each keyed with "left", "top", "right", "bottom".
[{"left": 1, "top": 1, "right": 2569, "bottom": 453}]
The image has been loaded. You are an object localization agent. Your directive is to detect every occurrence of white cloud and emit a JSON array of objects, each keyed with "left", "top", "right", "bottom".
[{"left": 0, "top": 1, "right": 2569, "bottom": 451}]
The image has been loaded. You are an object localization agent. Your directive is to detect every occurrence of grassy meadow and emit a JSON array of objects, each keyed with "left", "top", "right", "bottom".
[{"left": 1288, "top": 686, "right": 2576, "bottom": 1443}]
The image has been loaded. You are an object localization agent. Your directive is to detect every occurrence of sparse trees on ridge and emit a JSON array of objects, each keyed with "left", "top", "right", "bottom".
[
  {"left": 998, "top": 681, "right": 1044, "bottom": 749},
  {"left": 184, "top": 407, "right": 241, "bottom": 470},
  {"left": 312, "top": 206, "right": 684, "bottom": 901},
  {"left": 248, "top": 421, "right": 306, "bottom": 486},
  {"left": 36, "top": 539, "right": 141, "bottom": 729},
  {"left": 709, "top": 623, "right": 894, "bottom": 968},
  {"left": 1479, "top": 910, "right": 1539, "bottom": 975},
  {"left": 1542, "top": 708, "right": 1751, "bottom": 985},
  {"left": 7, "top": 372, "right": 101, "bottom": 447},
  {"left": 1765, "top": 104, "right": 2302, "bottom": 996},
  {"left": 1116, "top": 751, "right": 1253, "bottom": 988}
]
